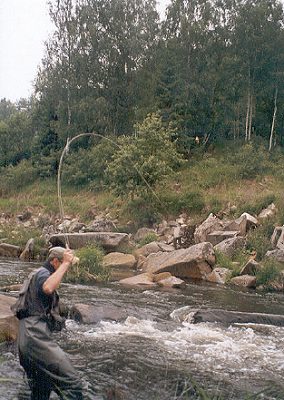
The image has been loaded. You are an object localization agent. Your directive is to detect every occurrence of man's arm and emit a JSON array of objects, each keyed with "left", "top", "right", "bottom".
[{"left": 42, "top": 250, "right": 74, "bottom": 295}]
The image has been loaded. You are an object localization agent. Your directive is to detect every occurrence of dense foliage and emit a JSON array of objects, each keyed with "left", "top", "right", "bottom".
[{"left": 1, "top": 0, "right": 284, "bottom": 191}]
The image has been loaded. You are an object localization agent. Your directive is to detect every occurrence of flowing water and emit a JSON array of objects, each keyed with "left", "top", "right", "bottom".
[{"left": 1, "top": 258, "right": 284, "bottom": 399}]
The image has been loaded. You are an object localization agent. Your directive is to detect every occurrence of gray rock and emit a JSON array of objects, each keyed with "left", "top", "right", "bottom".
[
  {"left": 143, "top": 242, "right": 215, "bottom": 280},
  {"left": 157, "top": 276, "right": 186, "bottom": 289},
  {"left": 83, "top": 219, "right": 116, "bottom": 233},
  {"left": 70, "top": 304, "right": 127, "bottom": 324},
  {"left": 194, "top": 213, "right": 223, "bottom": 243},
  {"left": 205, "top": 268, "right": 232, "bottom": 284},
  {"left": 230, "top": 274, "right": 256, "bottom": 288},
  {"left": 49, "top": 232, "right": 129, "bottom": 252},
  {"left": 103, "top": 252, "right": 136, "bottom": 269},
  {"left": 265, "top": 249, "right": 284, "bottom": 263},
  {"left": 258, "top": 203, "right": 277, "bottom": 220},
  {"left": 271, "top": 226, "right": 284, "bottom": 250},
  {"left": 0, "top": 243, "right": 21, "bottom": 258},
  {"left": 214, "top": 236, "right": 245, "bottom": 257},
  {"left": 19, "top": 238, "right": 34, "bottom": 261},
  {"left": 207, "top": 230, "right": 240, "bottom": 246},
  {"left": 119, "top": 273, "right": 156, "bottom": 286},
  {"left": 133, "top": 227, "right": 156, "bottom": 242},
  {"left": 240, "top": 259, "right": 262, "bottom": 276}
]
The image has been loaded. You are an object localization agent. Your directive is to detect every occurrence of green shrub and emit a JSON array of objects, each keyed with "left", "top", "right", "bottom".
[
  {"left": 66, "top": 245, "right": 109, "bottom": 283},
  {"left": 238, "top": 194, "right": 276, "bottom": 216},
  {"left": 215, "top": 250, "right": 240, "bottom": 277},
  {"left": 227, "top": 143, "right": 270, "bottom": 179},
  {"left": 245, "top": 220, "right": 275, "bottom": 260},
  {"left": 0, "top": 160, "right": 37, "bottom": 195},
  {"left": 138, "top": 232, "right": 159, "bottom": 247},
  {"left": 256, "top": 259, "right": 283, "bottom": 287},
  {"left": 107, "top": 113, "right": 184, "bottom": 198},
  {"left": 160, "top": 191, "right": 205, "bottom": 215}
]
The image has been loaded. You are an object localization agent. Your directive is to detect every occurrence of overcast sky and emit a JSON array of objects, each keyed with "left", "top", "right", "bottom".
[{"left": 0, "top": 0, "right": 170, "bottom": 103}]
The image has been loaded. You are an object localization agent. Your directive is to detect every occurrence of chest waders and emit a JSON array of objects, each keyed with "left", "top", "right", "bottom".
[{"left": 16, "top": 269, "right": 83, "bottom": 400}]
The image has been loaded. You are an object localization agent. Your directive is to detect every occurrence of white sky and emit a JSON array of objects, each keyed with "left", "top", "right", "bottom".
[{"left": 0, "top": 0, "right": 170, "bottom": 102}]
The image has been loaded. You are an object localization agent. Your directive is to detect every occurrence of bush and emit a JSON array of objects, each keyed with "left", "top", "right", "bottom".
[
  {"left": 107, "top": 113, "right": 184, "bottom": 197},
  {"left": 0, "top": 160, "right": 38, "bottom": 195},
  {"left": 238, "top": 194, "right": 276, "bottom": 216},
  {"left": 256, "top": 259, "right": 283, "bottom": 287},
  {"left": 160, "top": 191, "right": 205, "bottom": 215},
  {"left": 138, "top": 232, "right": 159, "bottom": 247},
  {"left": 65, "top": 245, "right": 109, "bottom": 283},
  {"left": 245, "top": 219, "right": 275, "bottom": 260}
]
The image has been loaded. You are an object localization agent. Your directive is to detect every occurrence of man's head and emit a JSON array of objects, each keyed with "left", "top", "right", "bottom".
[{"left": 48, "top": 246, "right": 66, "bottom": 268}]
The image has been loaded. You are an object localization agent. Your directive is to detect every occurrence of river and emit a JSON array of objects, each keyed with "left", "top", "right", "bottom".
[{"left": 0, "top": 258, "right": 284, "bottom": 399}]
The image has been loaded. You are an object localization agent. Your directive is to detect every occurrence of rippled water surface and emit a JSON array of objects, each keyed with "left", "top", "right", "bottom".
[{"left": 1, "top": 258, "right": 284, "bottom": 399}]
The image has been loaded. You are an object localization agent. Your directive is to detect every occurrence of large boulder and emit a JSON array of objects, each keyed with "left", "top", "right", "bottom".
[
  {"left": 142, "top": 242, "right": 215, "bottom": 279},
  {"left": 237, "top": 213, "right": 258, "bottom": 231},
  {"left": 230, "top": 275, "right": 256, "bottom": 288},
  {"left": 49, "top": 232, "right": 129, "bottom": 252},
  {"left": 0, "top": 294, "right": 18, "bottom": 342},
  {"left": 103, "top": 252, "right": 136, "bottom": 270},
  {"left": 190, "top": 308, "right": 284, "bottom": 326},
  {"left": 194, "top": 214, "right": 223, "bottom": 243},
  {"left": 214, "top": 236, "right": 245, "bottom": 257},
  {"left": 70, "top": 304, "right": 127, "bottom": 324},
  {"left": 0, "top": 243, "right": 21, "bottom": 258}
]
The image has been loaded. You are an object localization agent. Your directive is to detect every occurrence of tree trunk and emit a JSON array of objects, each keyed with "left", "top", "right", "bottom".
[{"left": 269, "top": 87, "right": 278, "bottom": 152}]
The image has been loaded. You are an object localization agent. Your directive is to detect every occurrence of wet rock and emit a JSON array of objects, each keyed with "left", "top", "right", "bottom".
[
  {"left": 19, "top": 238, "right": 34, "bottom": 261},
  {"left": 191, "top": 308, "right": 284, "bottom": 326},
  {"left": 49, "top": 232, "right": 129, "bottom": 252},
  {"left": 0, "top": 294, "right": 18, "bottom": 342},
  {"left": 143, "top": 242, "right": 215, "bottom": 280},
  {"left": 214, "top": 236, "right": 245, "bottom": 257},
  {"left": 153, "top": 272, "right": 172, "bottom": 282},
  {"left": 0, "top": 284, "right": 22, "bottom": 292},
  {"left": 119, "top": 273, "right": 156, "bottom": 286},
  {"left": 70, "top": 304, "right": 127, "bottom": 324},
  {"left": 103, "top": 252, "right": 137, "bottom": 269},
  {"left": 205, "top": 268, "right": 232, "bottom": 284},
  {"left": 0, "top": 243, "right": 21, "bottom": 258},
  {"left": 240, "top": 259, "right": 262, "bottom": 276},
  {"left": 194, "top": 213, "right": 223, "bottom": 243},
  {"left": 157, "top": 276, "right": 186, "bottom": 289},
  {"left": 230, "top": 274, "right": 256, "bottom": 288}
]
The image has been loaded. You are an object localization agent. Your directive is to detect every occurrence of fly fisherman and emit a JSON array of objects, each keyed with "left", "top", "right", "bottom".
[{"left": 17, "top": 246, "right": 83, "bottom": 399}]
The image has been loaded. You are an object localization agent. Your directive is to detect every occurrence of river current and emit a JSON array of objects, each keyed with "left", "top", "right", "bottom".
[{"left": 0, "top": 258, "right": 284, "bottom": 399}]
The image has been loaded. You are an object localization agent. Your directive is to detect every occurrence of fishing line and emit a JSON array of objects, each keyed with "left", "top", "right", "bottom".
[{"left": 57, "top": 132, "right": 164, "bottom": 249}]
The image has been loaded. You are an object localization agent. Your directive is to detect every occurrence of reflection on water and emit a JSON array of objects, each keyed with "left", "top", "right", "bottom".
[{"left": 1, "top": 259, "right": 284, "bottom": 399}]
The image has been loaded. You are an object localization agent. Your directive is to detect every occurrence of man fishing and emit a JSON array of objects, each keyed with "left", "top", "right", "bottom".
[{"left": 16, "top": 246, "right": 83, "bottom": 399}]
